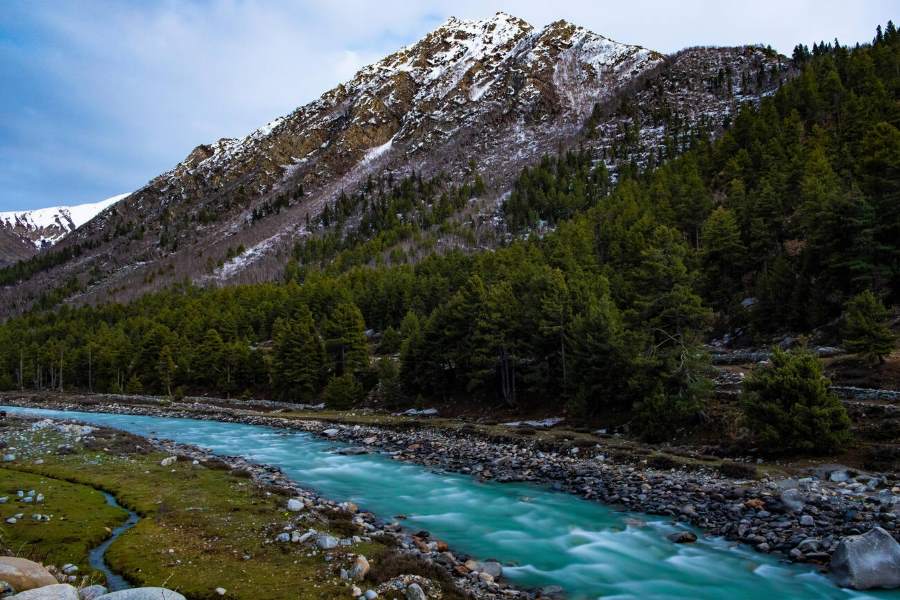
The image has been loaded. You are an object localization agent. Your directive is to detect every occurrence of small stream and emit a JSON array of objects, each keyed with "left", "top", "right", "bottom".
[
  {"left": 6, "top": 405, "right": 900, "bottom": 600},
  {"left": 87, "top": 491, "right": 138, "bottom": 591}
]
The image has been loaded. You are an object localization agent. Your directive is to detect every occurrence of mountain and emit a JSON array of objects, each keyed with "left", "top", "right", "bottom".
[
  {"left": 0, "top": 194, "right": 127, "bottom": 265},
  {"left": 0, "top": 12, "right": 790, "bottom": 313}
]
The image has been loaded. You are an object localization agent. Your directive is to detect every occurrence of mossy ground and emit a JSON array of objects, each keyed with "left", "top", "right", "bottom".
[
  {"left": 1, "top": 424, "right": 397, "bottom": 599},
  {"left": 0, "top": 467, "right": 126, "bottom": 579}
]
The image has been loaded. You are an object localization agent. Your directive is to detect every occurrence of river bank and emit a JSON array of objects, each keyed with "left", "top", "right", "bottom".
[
  {"left": 0, "top": 412, "right": 502, "bottom": 599},
  {"left": 2, "top": 392, "right": 898, "bottom": 579}
]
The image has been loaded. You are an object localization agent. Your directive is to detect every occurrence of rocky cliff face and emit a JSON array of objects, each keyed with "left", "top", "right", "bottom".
[{"left": 0, "top": 13, "right": 790, "bottom": 313}]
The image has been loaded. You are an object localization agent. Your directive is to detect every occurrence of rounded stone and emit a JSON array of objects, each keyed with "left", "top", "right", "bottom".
[{"left": 0, "top": 557, "right": 58, "bottom": 592}]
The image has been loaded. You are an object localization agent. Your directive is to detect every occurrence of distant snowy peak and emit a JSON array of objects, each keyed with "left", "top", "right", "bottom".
[{"left": 0, "top": 193, "right": 128, "bottom": 248}]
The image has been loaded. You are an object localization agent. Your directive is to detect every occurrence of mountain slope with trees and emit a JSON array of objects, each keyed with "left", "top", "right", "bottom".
[
  {"left": 0, "top": 22, "right": 896, "bottom": 453},
  {"left": 0, "top": 14, "right": 786, "bottom": 316}
]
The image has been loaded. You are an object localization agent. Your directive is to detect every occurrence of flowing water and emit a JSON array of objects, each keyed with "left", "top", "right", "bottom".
[
  {"left": 87, "top": 491, "right": 139, "bottom": 591},
  {"left": 5, "top": 405, "right": 899, "bottom": 600}
]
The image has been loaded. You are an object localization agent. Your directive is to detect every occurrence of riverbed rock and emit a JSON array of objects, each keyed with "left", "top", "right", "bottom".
[
  {"left": 0, "top": 557, "right": 57, "bottom": 592},
  {"left": 9, "top": 584, "right": 79, "bottom": 600},
  {"left": 405, "top": 583, "right": 426, "bottom": 600},
  {"left": 480, "top": 561, "right": 503, "bottom": 578},
  {"left": 781, "top": 489, "right": 804, "bottom": 512},
  {"left": 830, "top": 527, "right": 900, "bottom": 589},
  {"left": 78, "top": 586, "right": 108, "bottom": 600},
  {"left": 286, "top": 498, "right": 303, "bottom": 512},
  {"left": 94, "top": 589, "right": 186, "bottom": 600},
  {"left": 668, "top": 531, "right": 698, "bottom": 543}
]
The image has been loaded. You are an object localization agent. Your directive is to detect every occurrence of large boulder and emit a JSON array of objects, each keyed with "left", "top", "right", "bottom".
[
  {"left": 0, "top": 557, "right": 57, "bottom": 592},
  {"left": 10, "top": 584, "right": 79, "bottom": 600},
  {"left": 831, "top": 527, "right": 900, "bottom": 590},
  {"left": 78, "top": 585, "right": 108, "bottom": 600},
  {"left": 94, "top": 589, "right": 186, "bottom": 600}
]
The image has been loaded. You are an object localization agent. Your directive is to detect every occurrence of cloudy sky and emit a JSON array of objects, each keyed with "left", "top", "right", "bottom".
[{"left": 1, "top": 1, "right": 894, "bottom": 211}]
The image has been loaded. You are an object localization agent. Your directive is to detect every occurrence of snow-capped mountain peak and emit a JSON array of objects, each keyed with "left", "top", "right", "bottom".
[
  {"left": 0, "top": 12, "right": 790, "bottom": 312},
  {"left": 0, "top": 193, "right": 128, "bottom": 248}
]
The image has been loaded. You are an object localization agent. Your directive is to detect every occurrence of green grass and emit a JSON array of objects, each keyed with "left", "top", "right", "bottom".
[
  {"left": 0, "top": 467, "right": 126, "bottom": 578},
  {"left": 1, "top": 426, "right": 397, "bottom": 599}
]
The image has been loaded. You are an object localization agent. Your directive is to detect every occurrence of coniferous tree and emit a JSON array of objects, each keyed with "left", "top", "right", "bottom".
[
  {"left": 842, "top": 290, "right": 896, "bottom": 364},
  {"left": 323, "top": 302, "right": 369, "bottom": 376},
  {"left": 157, "top": 345, "right": 176, "bottom": 396},
  {"left": 272, "top": 307, "right": 325, "bottom": 402},
  {"left": 700, "top": 207, "right": 747, "bottom": 311},
  {"left": 741, "top": 348, "right": 851, "bottom": 454}
]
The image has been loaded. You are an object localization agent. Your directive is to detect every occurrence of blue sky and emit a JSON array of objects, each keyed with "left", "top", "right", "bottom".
[{"left": 1, "top": 0, "right": 895, "bottom": 211}]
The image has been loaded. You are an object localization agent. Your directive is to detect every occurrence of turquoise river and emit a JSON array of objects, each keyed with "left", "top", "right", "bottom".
[{"left": 4, "top": 406, "right": 899, "bottom": 600}]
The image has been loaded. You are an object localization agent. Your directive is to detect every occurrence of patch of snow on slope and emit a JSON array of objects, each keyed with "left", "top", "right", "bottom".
[
  {"left": 361, "top": 138, "right": 394, "bottom": 165},
  {"left": 211, "top": 232, "right": 282, "bottom": 280}
]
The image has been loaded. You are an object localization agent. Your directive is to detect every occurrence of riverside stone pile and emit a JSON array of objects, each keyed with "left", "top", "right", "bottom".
[{"left": 0, "top": 557, "right": 185, "bottom": 600}]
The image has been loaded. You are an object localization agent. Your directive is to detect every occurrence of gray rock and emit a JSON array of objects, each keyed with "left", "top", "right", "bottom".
[
  {"left": 830, "top": 470, "right": 851, "bottom": 483},
  {"left": 831, "top": 527, "right": 900, "bottom": 590},
  {"left": 781, "top": 489, "right": 805, "bottom": 512},
  {"left": 480, "top": 560, "right": 503, "bottom": 578},
  {"left": 322, "top": 428, "right": 340, "bottom": 437},
  {"left": 800, "top": 515, "right": 815, "bottom": 527},
  {"left": 668, "top": 531, "right": 698, "bottom": 543},
  {"left": 405, "top": 583, "right": 426, "bottom": 600},
  {"left": 10, "top": 584, "right": 79, "bottom": 600},
  {"left": 363, "top": 591, "right": 377, "bottom": 600},
  {"left": 316, "top": 534, "right": 339, "bottom": 549},
  {"left": 78, "top": 586, "right": 108, "bottom": 600},
  {"left": 94, "top": 590, "right": 185, "bottom": 600},
  {"left": 275, "top": 532, "right": 290, "bottom": 543},
  {"left": 286, "top": 498, "right": 303, "bottom": 512},
  {"left": 349, "top": 555, "right": 369, "bottom": 580}
]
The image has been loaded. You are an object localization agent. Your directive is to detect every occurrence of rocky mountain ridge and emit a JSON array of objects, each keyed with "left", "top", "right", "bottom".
[{"left": 0, "top": 12, "right": 791, "bottom": 313}]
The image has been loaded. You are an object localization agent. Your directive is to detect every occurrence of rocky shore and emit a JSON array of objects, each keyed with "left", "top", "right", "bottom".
[{"left": 3, "top": 394, "right": 900, "bottom": 592}]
